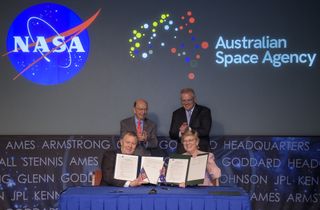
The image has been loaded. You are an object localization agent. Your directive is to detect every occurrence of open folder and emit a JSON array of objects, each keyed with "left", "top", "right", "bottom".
[
  {"left": 114, "top": 154, "right": 164, "bottom": 185},
  {"left": 165, "top": 153, "right": 209, "bottom": 185}
]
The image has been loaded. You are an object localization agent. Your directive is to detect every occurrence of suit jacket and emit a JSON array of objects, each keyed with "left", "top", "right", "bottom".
[
  {"left": 169, "top": 104, "right": 212, "bottom": 151},
  {"left": 120, "top": 116, "right": 158, "bottom": 156},
  {"left": 100, "top": 150, "right": 127, "bottom": 187}
]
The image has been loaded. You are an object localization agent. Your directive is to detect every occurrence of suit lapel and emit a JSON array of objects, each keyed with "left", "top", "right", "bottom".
[
  {"left": 143, "top": 119, "right": 149, "bottom": 132},
  {"left": 131, "top": 117, "right": 137, "bottom": 131},
  {"left": 181, "top": 108, "right": 188, "bottom": 122}
]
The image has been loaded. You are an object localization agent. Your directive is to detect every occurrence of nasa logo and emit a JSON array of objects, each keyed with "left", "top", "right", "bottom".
[{"left": 4, "top": 3, "right": 100, "bottom": 85}]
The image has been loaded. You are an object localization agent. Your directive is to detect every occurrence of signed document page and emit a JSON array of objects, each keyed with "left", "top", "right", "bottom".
[
  {"left": 187, "top": 153, "right": 208, "bottom": 184},
  {"left": 165, "top": 157, "right": 189, "bottom": 183},
  {"left": 114, "top": 154, "right": 139, "bottom": 181},
  {"left": 141, "top": 156, "right": 164, "bottom": 184}
]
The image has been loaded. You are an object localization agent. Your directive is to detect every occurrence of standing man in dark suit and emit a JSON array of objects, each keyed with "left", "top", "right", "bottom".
[
  {"left": 169, "top": 88, "right": 212, "bottom": 152},
  {"left": 120, "top": 99, "right": 158, "bottom": 156},
  {"left": 100, "top": 131, "right": 145, "bottom": 187}
]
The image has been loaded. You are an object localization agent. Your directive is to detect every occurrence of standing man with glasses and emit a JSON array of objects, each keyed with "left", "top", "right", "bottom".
[
  {"left": 169, "top": 88, "right": 212, "bottom": 153},
  {"left": 120, "top": 99, "right": 158, "bottom": 156}
]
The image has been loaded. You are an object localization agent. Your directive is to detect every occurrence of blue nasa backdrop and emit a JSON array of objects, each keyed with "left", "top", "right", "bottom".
[
  {"left": 1, "top": 136, "right": 319, "bottom": 210},
  {"left": 0, "top": 0, "right": 319, "bottom": 210}
]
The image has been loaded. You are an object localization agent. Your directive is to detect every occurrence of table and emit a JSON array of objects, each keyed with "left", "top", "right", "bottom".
[{"left": 59, "top": 186, "right": 251, "bottom": 210}]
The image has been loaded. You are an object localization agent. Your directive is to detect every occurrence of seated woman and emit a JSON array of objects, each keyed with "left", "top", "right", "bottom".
[{"left": 180, "top": 130, "right": 221, "bottom": 187}]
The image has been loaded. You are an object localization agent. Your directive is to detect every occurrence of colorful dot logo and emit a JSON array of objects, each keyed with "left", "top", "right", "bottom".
[
  {"left": 3, "top": 3, "right": 100, "bottom": 85},
  {"left": 128, "top": 10, "right": 209, "bottom": 80}
]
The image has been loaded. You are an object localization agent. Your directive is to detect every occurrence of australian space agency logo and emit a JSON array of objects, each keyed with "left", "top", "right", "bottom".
[
  {"left": 4, "top": 3, "right": 100, "bottom": 85},
  {"left": 128, "top": 11, "right": 209, "bottom": 80}
]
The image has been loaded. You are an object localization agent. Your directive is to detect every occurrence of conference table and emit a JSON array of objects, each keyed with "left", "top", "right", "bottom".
[{"left": 59, "top": 186, "right": 251, "bottom": 210}]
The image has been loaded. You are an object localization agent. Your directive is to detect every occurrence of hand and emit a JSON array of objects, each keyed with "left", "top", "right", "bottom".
[
  {"left": 137, "top": 131, "right": 147, "bottom": 142},
  {"left": 142, "top": 131, "right": 148, "bottom": 142},
  {"left": 179, "top": 182, "right": 186, "bottom": 188},
  {"left": 129, "top": 177, "right": 146, "bottom": 187},
  {"left": 179, "top": 122, "right": 189, "bottom": 134}
]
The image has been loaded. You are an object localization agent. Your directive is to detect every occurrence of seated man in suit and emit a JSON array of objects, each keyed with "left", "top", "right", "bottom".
[
  {"left": 100, "top": 131, "right": 145, "bottom": 187},
  {"left": 120, "top": 99, "right": 158, "bottom": 156},
  {"left": 169, "top": 88, "right": 212, "bottom": 152}
]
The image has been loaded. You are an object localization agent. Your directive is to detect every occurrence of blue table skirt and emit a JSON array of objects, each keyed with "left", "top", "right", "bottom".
[{"left": 59, "top": 186, "right": 251, "bottom": 210}]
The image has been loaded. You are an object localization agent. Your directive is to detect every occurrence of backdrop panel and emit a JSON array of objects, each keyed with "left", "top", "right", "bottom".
[{"left": 1, "top": 136, "right": 319, "bottom": 210}]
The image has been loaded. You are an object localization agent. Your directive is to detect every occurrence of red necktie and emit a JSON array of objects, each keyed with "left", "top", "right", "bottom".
[{"left": 137, "top": 120, "right": 142, "bottom": 134}]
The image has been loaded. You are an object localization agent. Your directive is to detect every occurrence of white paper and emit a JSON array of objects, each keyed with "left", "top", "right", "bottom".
[
  {"left": 187, "top": 154, "right": 208, "bottom": 181},
  {"left": 165, "top": 158, "right": 189, "bottom": 183},
  {"left": 114, "top": 154, "right": 139, "bottom": 181},
  {"left": 140, "top": 156, "right": 164, "bottom": 184}
]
